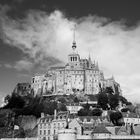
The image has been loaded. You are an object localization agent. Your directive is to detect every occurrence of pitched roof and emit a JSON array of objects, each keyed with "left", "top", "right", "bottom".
[
  {"left": 78, "top": 116, "right": 100, "bottom": 122},
  {"left": 92, "top": 125, "right": 111, "bottom": 134},
  {"left": 122, "top": 112, "right": 138, "bottom": 118},
  {"left": 115, "top": 126, "right": 121, "bottom": 135},
  {"left": 117, "top": 125, "right": 129, "bottom": 135},
  {"left": 40, "top": 115, "right": 54, "bottom": 123}
]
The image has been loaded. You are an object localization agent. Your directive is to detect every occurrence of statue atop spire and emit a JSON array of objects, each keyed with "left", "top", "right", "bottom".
[{"left": 72, "top": 24, "right": 77, "bottom": 51}]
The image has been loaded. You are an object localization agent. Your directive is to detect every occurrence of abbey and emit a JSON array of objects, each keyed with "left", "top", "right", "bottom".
[{"left": 31, "top": 39, "right": 121, "bottom": 96}]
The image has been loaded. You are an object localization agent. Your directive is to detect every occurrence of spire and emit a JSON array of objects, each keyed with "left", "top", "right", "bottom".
[
  {"left": 88, "top": 53, "right": 91, "bottom": 62},
  {"left": 72, "top": 24, "right": 77, "bottom": 51}
]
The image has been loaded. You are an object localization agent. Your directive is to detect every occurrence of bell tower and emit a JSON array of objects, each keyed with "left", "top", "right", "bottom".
[{"left": 68, "top": 24, "right": 80, "bottom": 69}]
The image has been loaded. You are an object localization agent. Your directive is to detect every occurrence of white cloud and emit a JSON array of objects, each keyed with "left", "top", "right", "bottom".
[
  {"left": 0, "top": 8, "right": 140, "bottom": 103},
  {"left": 14, "top": 59, "right": 33, "bottom": 71}
]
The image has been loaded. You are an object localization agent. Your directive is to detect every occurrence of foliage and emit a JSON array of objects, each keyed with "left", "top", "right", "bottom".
[
  {"left": 97, "top": 92, "right": 108, "bottom": 110},
  {"left": 97, "top": 87, "right": 121, "bottom": 110},
  {"left": 78, "top": 102, "right": 102, "bottom": 116},
  {"left": 78, "top": 108, "right": 90, "bottom": 116},
  {"left": 109, "top": 111, "right": 123, "bottom": 126},
  {"left": 57, "top": 97, "right": 67, "bottom": 104},
  {"left": 119, "top": 96, "right": 131, "bottom": 105},
  {"left": 3, "top": 94, "right": 25, "bottom": 109},
  {"left": 108, "top": 94, "right": 119, "bottom": 110},
  {"left": 121, "top": 108, "right": 130, "bottom": 112},
  {"left": 91, "top": 108, "right": 102, "bottom": 116},
  {"left": 3, "top": 94, "right": 67, "bottom": 118}
]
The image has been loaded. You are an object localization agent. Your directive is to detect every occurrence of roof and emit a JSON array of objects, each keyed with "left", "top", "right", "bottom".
[
  {"left": 92, "top": 125, "right": 111, "bottom": 134},
  {"left": 39, "top": 115, "right": 54, "bottom": 123},
  {"left": 78, "top": 116, "right": 100, "bottom": 122},
  {"left": 122, "top": 112, "right": 139, "bottom": 118},
  {"left": 56, "top": 111, "right": 69, "bottom": 119},
  {"left": 66, "top": 103, "right": 82, "bottom": 106},
  {"left": 117, "top": 125, "right": 129, "bottom": 135},
  {"left": 49, "top": 66, "right": 65, "bottom": 70},
  {"left": 115, "top": 126, "right": 121, "bottom": 135},
  {"left": 83, "top": 123, "right": 94, "bottom": 131}
]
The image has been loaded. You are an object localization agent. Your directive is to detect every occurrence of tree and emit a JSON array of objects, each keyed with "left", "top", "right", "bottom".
[
  {"left": 121, "top": 108, "right": 130, "bottom": 112},
  {"left": 108, "top": 94, "right": 119, "bottom": 110},
  {"left": 91, "top": 108, "right": 102, "bottom": 116},
  {"left": 78, "top": 108, "right": 89, "bottom": 116},
  {"left": 57, "top": 103, "right": 67, "bottom": 111},
  {"left": 97, "top": 92, "right": 108, "bottom": 110},
  {"left": 3, "top": 94, "right": 25, "bottom": 109},
  {"left": 57, "top": 97, "right": 67, "bottom": 104},
  {"left": 109, "top": 111, "right": 123, "bottom": 126},
  {"left": 105, "top": 87, "right": 114, "bottom": 94}
]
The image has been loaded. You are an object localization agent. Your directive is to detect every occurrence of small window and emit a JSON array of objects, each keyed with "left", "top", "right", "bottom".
[
  {"left": 44, "top": 130, "right": 46, "bottom": 135},
  {"left": 40, "top": 130, "right": 42, "bottom": 135},
  {"left": 48, "top": 130, "right": 50, "bottom": 135}
]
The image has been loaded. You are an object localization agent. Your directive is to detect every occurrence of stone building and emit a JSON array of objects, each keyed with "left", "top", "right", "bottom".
[
  {"left": 31, "top": 40, "right": 121, "bottom": 96},
  {"left": 38, "top": 111, "right": 69, "bottom": 140},
  {"left": 13, "top": 83, "right": 31, "bottom": 96}
]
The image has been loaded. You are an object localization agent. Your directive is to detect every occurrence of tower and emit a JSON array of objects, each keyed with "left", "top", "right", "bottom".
[
  {"left": 72, "top": 24, "right": 77, "bottom": 52},
  {"left": 68, "top": 24, "right": 80, "bottom": 69}
]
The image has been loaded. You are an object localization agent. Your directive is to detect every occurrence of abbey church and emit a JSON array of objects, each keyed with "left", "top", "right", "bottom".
[{"left": 31, "top": 37, "right": 121, "bottom": 96}]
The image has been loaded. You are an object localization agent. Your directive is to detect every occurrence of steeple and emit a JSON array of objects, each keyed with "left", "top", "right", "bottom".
[
  {"left": 72, "top": 24, "right": 77, "bottom": 51},
  {"left": 88, "top": 53, "right": 91, "bottom": 62}
]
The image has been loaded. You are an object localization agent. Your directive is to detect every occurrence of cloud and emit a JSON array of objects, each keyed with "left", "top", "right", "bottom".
[
  {"left": 4, "top": 59, "right": 33, "bottom": 71},
  {"left": 0, "top": 7, "right": 140, "bottom": 102},
  {"left": 14, "top": 59, "right": 33, "bottom": 71},
  {"left": 4, "top": 64, "right": 13, "bottom": 69}
]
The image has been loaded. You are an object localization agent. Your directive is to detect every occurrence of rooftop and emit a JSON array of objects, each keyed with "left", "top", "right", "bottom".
[{"left": 92, "top": 125, "right": 111, "bottom": 134}]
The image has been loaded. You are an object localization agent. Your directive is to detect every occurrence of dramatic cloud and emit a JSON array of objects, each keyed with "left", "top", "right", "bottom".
[
  {"left": 14, "top": 59, "right": 33, "bottom": 71},
  {"left": 0, "top": 7, "right": 140, "bottom": 102}
]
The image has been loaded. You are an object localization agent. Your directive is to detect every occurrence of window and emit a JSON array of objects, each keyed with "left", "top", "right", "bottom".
[
  {"left": 58, "top": 123, "right": 60, "bottom": 129},
  {"left": 48, "top": 130, "right": 50, "bottom": 135},
  {"left": 32, "top": 78, "right": 35, "bottom": 83},
  {"left": 40, "top": 130, "right": 42, "bottom": 135},
  {"left": 40, "top": 124, "right": 42, "bottom": 129},
  {"left": 62, "top": 123, "right": 65, "bottom": 127},
  {"left": 54, "top": 123, "right": 56, "bottom": 128},
  {"left": 44, "top": 130, "right": 46, "bottom": 135},
  {"left": 54, "top": 130, "right": 56, "bottom": 134}
]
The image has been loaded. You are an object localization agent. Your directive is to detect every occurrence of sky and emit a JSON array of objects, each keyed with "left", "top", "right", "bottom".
[{"left": 0, "top": 0, "right": 140, "bottom": 103}]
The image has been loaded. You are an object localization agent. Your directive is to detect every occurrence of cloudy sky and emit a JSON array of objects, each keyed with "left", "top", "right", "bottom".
[{"left": 0, "top": 0, "right": 140, "bottom": 103}]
